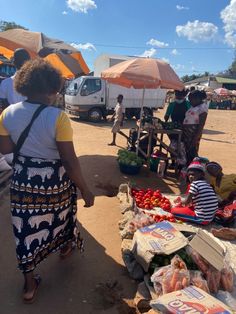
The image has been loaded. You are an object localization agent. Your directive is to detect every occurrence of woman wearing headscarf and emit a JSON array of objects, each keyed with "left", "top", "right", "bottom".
[
  {"left": 0, "top": 59, "right": 94, "bottom": 303},
  {"left": 206, "top": 161, "right": 236, "bottom": 205}
]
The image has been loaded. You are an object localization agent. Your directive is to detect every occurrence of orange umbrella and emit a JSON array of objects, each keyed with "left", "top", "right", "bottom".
[
  {"left": 101, "top": 57, "right": 184, "bottom": 90},
  {"left": 0, "top": 29, "right": 77, "bottom": 57},
  {"left": 44, "top": 52, "right": 89, "bottom": 79},
  {"left": 101, "top": 57, "right": 184, "bottom": 153}
]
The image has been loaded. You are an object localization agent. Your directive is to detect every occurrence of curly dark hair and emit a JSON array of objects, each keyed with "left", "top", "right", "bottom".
[
  {"left": 14, "top": 58, "right": 63, "bottom": 97},
  {"left": 188, "top": 90, "right": 207, "bottom": 101}
]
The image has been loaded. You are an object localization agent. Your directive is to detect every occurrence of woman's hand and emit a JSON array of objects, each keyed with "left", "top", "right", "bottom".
[{"left": 81, "top": 188, "right": 95, "bottom": 207}]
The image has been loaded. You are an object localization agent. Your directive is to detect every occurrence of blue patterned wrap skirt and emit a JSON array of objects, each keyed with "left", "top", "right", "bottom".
[{"left": 10, "top": 156, "right": 83, "bottom": 273}]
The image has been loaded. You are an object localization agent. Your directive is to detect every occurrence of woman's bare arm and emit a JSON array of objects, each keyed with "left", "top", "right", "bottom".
[
  {"left": 182, "top": 193, "right": 193, "bottom": 206},
  {"left": 194, "top": 112, "right": 207, "bottom": 142},
  {"left": 56, "top": 141, "right": 94, "bottom": 207},
  {"left": 0, "top": 135, "right": 15, "bottom": 154}
]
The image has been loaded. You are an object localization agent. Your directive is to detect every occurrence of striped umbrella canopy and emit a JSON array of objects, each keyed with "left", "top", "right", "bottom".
[
  {"left": 0, "top": 29, "right": 77, "bottom": 57},
  {"left": 214, "top": 88, "right": 230, "bottom": 96},
  {"left": 44, "top": 52, "right": 89, "bottom": 79}
]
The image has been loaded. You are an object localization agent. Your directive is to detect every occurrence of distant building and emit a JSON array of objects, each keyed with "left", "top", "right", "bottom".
[
  {"left": 184, "top": 75, "right": 236, "bottom": 90},
  {"left": 94, "top": 54, "right": 135, "bottom": 77}
]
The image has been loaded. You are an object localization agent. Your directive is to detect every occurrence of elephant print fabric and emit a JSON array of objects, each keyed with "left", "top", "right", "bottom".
[{"left": 10, "top": 156, "right": 83, "bottom": 273}]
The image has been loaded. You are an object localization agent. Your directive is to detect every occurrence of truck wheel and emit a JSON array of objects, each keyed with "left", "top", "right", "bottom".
[
  {"left": 143, "top": 107, "right": 153, "bottom": 116},
  {"left": 134, "top": 108, "right": 153, "bottom": 119},
  {"left": 125, "top": 108, "right": 135, "bottom": 119},
  {"left": 88, "top": 108, "right": 102, "bottom": 122}
]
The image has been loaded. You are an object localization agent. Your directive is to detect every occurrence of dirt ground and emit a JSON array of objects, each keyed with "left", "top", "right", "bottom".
[{"left": 1, "top": 108, "right": 236, "bottom": 314}]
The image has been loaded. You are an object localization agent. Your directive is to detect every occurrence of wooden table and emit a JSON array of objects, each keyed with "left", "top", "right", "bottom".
[{"left": 136, "top": 127, "right": 182, "bottom": 174}]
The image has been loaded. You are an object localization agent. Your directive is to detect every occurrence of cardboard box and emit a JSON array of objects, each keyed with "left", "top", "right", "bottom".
[
  {"left": 189, "top": 229, "right": 226, "bottom": 271},
  {"left": 151, "top": 286, "right": 233, "bottom": 313},
  {"left": 132, "top": 221, "right": 189, "bottom": 271}
]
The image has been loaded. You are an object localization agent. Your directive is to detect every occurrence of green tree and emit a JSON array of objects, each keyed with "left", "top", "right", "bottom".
[
  {"left": 229, "top": 52, "right": 236, "bottom": 75},
  {"left": 0, "top": 20, "right": 28, "bottom": 31}
]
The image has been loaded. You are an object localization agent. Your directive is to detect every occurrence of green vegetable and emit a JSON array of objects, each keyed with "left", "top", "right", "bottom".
[{"left": 117, "top": 149, "right": 144, "bottom": 167}]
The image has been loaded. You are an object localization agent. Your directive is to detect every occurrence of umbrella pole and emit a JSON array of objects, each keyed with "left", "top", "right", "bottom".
[{"left": 136, "top": 87, "right": 145, "bottom": 155}]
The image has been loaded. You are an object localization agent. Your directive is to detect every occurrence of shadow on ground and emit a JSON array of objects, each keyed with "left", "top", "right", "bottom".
[
  {"left": 70, "top": 117, "right": 137, "bottom": 131},
  {"left": 202, "top": 129, "right": 225, "bottom": 135},
  {"left": 78, "top": 154, "right": 175, "bottom": 198},
  {"left": 202, "top": 137, "right": 234, "bottom": 144},
  {"left": 0, "top": 193, "right": 137, "bottom": 314}
]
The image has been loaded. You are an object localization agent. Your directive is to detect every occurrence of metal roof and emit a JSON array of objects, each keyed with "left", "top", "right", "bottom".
[{"left": 215, "top": 76, "right": 236, "bottom": 84}]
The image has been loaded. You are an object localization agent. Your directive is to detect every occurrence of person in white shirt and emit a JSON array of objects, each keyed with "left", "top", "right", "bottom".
[
  {"left": 0, "top": 48, "right": 30, "bottom": 108},
  {"left": 108, "top": 94, "right": 129, "bottom": 146}
]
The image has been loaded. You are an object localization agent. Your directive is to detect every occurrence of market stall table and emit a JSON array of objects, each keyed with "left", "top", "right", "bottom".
[{"left": 135, "top": 126, "right": 182, "bottom": 174}]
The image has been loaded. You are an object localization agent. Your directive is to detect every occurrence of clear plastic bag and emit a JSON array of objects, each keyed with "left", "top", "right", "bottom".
[
  {"left": 190, "top": 270, "right": 210, "bottom": 293},
  {"left": 151, "top": 255, "right": 190, "bottom": 296},
  {"left": 220, "top": 266, "right": 234, "bottom": 292},
  {"left": 186, "top": 246, "right": 209, "bottom": 275},
  {"left": 217, "top": 290, "right": 236, "bottom": 311},
  {"left": 206, "top": 266, "right": 221, "bottom": 294},
  {"left": 128, "top": 213, "right": 155, "bottom": 232}
]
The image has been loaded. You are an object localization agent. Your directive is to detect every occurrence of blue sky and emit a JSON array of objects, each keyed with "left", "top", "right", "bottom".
[{"left": 1, "top": 0, "right": 236, "bottom": 77}]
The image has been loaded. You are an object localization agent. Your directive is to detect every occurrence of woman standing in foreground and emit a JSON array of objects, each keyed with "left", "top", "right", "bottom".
[{"left": 0, "top": 59, "right": 94, "bottom": 303}]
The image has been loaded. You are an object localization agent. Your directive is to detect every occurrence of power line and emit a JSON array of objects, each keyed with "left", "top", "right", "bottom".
[{"left": 73, "top": 42, "right": 235, "bottom": 50}]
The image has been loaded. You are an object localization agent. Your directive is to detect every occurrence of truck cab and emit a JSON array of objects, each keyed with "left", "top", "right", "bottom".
[
  {"left": 65, "top": 76, "right": 106, "bottom": 122},
  {"left": 65, "top": 76, "right": 167, "bottom": 122}
]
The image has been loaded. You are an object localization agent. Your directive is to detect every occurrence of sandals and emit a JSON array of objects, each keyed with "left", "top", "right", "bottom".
[
  {"left": 23, "top": 275, "right": 41, "bottom": 304},
  {"left": 59, "top": 243, "right": 75, "bottom": 260}
]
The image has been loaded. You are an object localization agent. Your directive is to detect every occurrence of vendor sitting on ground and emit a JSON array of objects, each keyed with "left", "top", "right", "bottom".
[
  {"left": 171, "top": 160, "right": 218, "bottom": 225},
  {"left": 206, "top": 161, "right": 236, "bottom": 206}
]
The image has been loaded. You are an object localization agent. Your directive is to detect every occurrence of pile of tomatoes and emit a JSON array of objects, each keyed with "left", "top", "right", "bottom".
[
  {"left": 131, "top": 188, "right": 172, "bottom": 212},
  {"left": 150, "top": 213, "right": 176, "bottom": 223}
]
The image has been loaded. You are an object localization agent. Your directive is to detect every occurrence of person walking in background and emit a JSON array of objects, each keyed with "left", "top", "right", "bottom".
[
  {"left": 108, "top": 94, "right": 129, "bottom": 146},
  {"left": 0, "top": 48, "right": 31, "bottom": 108},
  {"left": 0, "top": 59, "right": 94, "bottom": 303},
  {"left": 182, "top": 90, "right": 208, "bottom": 165}
]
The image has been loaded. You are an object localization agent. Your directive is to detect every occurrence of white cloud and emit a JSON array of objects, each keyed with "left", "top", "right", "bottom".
[
  {"left": 140, "top": 48, "right": 156, "bottom": 58},
  {"left": 173, "top": 64, "right": 185, "bottom": 70},
  {"left": 171, "top": 49, "right": 180, "bottom": 55},
  {"left": 62, "top": 11, "right": 68, "bottom": 15},
  {"left": 221, "top": 0, "right": 236, "bottom": 48},
  {"left": 176, "top": 20, "right": 218, "bottom": 42},
  {"left": 147, "top": 38, "right": 169, "bottom": 48},
  {"left": 161, "top": 57, "right": 169, "bottom": 63},
  {"left": 66, "top": 0, "right": 97, "bottom": 13},
  {"left": 176, "top": 5, "right": 189, "bottom": 10},
  {"left": 71, "top": 42, "right": 96, "bottom": 51}
]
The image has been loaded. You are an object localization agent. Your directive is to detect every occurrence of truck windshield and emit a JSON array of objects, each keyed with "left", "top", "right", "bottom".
[{"left": 66, "top": 77, "right": 83, "bottom": 96}]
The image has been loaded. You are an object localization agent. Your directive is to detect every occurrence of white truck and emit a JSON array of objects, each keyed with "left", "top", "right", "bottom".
[{"left": 65, "top": 76, "right": 167, "bottom": 122}]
